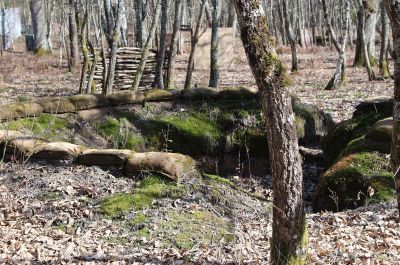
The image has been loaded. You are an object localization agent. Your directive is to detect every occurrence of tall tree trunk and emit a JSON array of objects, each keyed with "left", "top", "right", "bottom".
[
  {"left": 134, "top": 0, "right": 145, "bottom": 47},
  {"left": 209, "top": 0, "right": 221, "bottom": 88},
  {"left": 379, "top": 1, "right": 390, "bottom": 79},
  {"left": 281, "top": 0, "right": 298, "bottom": 71},
  {"left": 131, "top": 0, "right": 162, "bottom": 91},
  {"left": 78, "top": 4, "right": 89, "bottom": 94},
  {"left": 155, "top": 0, "right": 168, "bottom": 89},
  {"left": 324, "top": 0, "right": 350, "bottom": 90},
  {"left": 30, "top": 0, "right": 51, "bottom": 55},
  {"left": 360, "top": 1, "right": 376, "bottom": 80},
  {"left": 184, "top": 0, "right": 206, "bottom": 90},
  {"left": 235, "top": 1, "right": 307, "bottom": 264},
  {"left": 354, "top": 0, "right": 379, "bottom": 66},
  {"left": 68, "top": 0, "right": 79, "bottom": 70},
  {"left": 103, "top": 0, "right": 114, "bottom": 46},
  {"left": 165, "top": 0, "right": 182, "bottom": 90},
  {"left": 384, "top": 0, "right": 400, "bottom": 219},
  {"left": 104, "top": 0, "right": 125, "bottom": 95}
]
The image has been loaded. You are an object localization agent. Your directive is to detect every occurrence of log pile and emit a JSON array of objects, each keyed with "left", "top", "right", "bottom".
[{"left": 88, "top": 47, "right": 158, "bottom": 90}]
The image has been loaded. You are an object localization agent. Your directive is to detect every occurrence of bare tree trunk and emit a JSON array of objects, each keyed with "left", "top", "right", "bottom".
[
  {"left": 30, "top": 0, "right": 51, "bottom": 55},
  {"left": 360, "top": 1, "right": 375, "bottom": 81},
  {"left": 184, "top": 0, "right": 206, "bottom": 90},
  {"left": 155, "top": 0, "right": 168, "bottom": 89},
  {"left": 68, "top": 0, "right": 79, "bottom": 70},
  {"left": 104, "top": 0, "right": 125, "bottom": 95},
  {"left": 281, "top": 0, "right": 298, "bottom": 71},
  {"left": 134, "top": 0, "right": 145, "bottom": 47},
  {"left": 324, "top": 0, "right": 350, "bottom": 90},
  {"left": 78, "top": 5, "right": 89, "bottom": 94},
  {"left": 379, "top": 1, "right": 390, "bottom": 79},
  {"left": 209, "top": 0, "right": 221, "bottom": 88},
  {"left": 103, "top": 0, "right": 114, "bottom": 45},
  {"left": 384, "top": 0, "right": 400, "bottom": 219},
  {"left": 165, "top": 0, "right": 182, "bottom": 90},
  {"left": 235, "top": 1, "right": 307, "bottom": 264},
  {"left": 131, "top": 0, "right": 162, "bottom": 91}
]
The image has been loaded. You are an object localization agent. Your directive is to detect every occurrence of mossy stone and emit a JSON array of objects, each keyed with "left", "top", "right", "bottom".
[
  {"left": 365, "top": 117, "right": 393, "bottom": 142},
  {"left": 313, "top": 152, "right": 395, "bottom": 212},
  {"left": 321, "top": 112, "right": 388, "bottom": 165}
]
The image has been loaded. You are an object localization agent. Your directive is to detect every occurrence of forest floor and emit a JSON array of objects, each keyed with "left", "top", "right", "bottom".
[
  {"left": 0, "top": 44, "right": 393, "bottom": 122},
  {"left": 0, "top": 46, "right": 399, "bottom": 264}
]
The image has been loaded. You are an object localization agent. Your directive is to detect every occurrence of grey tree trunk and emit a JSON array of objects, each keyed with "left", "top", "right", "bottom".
[
  {"left": 324, "top": 0, "right": 350, "bottom": 90},
  {"left": 68, "top": 0, "right": 79, "bottom": 70},
  {"left": 154, "top": 0, "right": 168, "bottom": 89},
  {"left": 134, "top": 0, "right": 145, "bottom": 47},
  {"left": 104, "top": 0, "right": 125, "bottom": 95},
  {"left": 354, "top": 0, "right": 379, "bottom": 66},
  {"left": 131, "top": 0, "right": 162, "bottom": 91},
  {"left": 379, "top": 1, "right": 390, "bottom": 79},
  {"left": 281, "top": 0, "right": 298, "bottom": 71},
  {"left": 384, "top": 0, "right": 400, "bottom": 219},
  {"left": 165, "top": 0, "right": 182, "bottom": 90},
  {"left": 360, "top": 1, "right": 375, "bottom": 81},
  {"left": 184, "top": 0, "right": 206, "bottom": 90},
  {"left": 30, "top": 0, "right": 51, "bottom": 55},
  {"left": 235, "top": 1, "right": 307, "bottom": 264},
  {"left": 103, "top": 0, "right": 114, "bottom": 45},
  {"left": 209, "top": 0, "right": 221, "bottom": 88}
]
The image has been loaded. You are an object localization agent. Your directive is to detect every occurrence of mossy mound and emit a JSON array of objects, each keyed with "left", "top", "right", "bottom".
[
  {"left": 313, "top": 152, "right": 395, "bottom": 212},
  {"left": 96, "top": 118, "right": 144, "bottom": 151},
  {"left": 352, "top": 97, "right": 393, "bottom": 119},
  {"left": 321, "top": 112, "right": 388, "bottom": 165},
  {"left": 340, "top": 137, "right": 391, "bottom": 158},
  {"left": 1, "top": 113, "right": 71, "bottom": 141},
  {"left": 0, "top": 102, "right": 43, "bottom": 121},
  {"left": 156, "top": 210, "right": 235, "bottom": 250},
  {"left": 100, "top": 175, "right": 186, "bottom": 218},
  {"left": 365, "top": 117, "right": 393, "bottom": 142}
]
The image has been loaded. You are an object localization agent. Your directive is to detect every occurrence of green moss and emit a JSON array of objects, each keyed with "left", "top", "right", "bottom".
[
  {"left": 157, "top": 210, "right": 235, "bottom": 250},
  {"left": 313, "top": 152, "right": 395, "bottom": 212},
  {"left": 38, "top": 191, "right": 63, "bottom": 201},
  {"left": 96, "top": 118, "right": 144, "bottom": 151},
  {"left": 295, "top": 116, "right": 306, "bottom": 139},
  {"left": 341, "top": 137, "right": 391, "bottom": 157},
  {"left": 322, "top": 113, "right": 386, "bottom": 165},
  {"left": 100, "top": 175, "right": 185, "bottom": 218},
  {"left": 3, "top": 113, "right": 70, "bottom": 141},
  {"left": 204, "top": 174, "right": 234, "bottom": 186}
]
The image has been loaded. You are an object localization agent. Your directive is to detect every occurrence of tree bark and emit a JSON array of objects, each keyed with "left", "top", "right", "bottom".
[
  {"left": 68, "top": 0, "right": 79, "bottom": 70},
  {"left": 131, "top": 0, "right": 162, "bottom": 91},
  {"left": 165, "top": 0, "right": 182, "bottom": 90},
  {"left": 154, "top": 0, "right": 168, "bottom": 89},
  {"left": 235, "top": 1, "right": 307, "bottom": 264},
  {"left": 281, "top": 0, "right": 298, "bottom": 71},
  {"left": 324, "top": 0, "right": 350, "bottom": 90},
  {"left": 30, "top": 0, "right": 51, "bottom": 55},
  {"left": 104, "top": 0, "right": 125, "bottom": 95},
  {"left": 379, "top": 1, "right": 390, "bottom": 79},
  {"left": 184, "top": 0, "right": 206, "bottom": 90},
  {"left": 209, "top": 0, "right": 221, "bottom": 88},
  {"left": 384, "top": 0, "right": 400, "bottom": 218}
]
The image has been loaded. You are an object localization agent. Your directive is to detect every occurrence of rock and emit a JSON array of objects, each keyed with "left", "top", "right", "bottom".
[
  {"left": 321, "top": 112, "right": 387, "bottom": 165},
  {"left": 293, "top": 100, "right": 335, "bottom": 145},
  {"left": 182, "top": 87, "right": 219, "bottom": 100},
  {"left": 0, "top": 103, "right": 43, "bottom": 121},
  {"left": 353, "top": 96, "right": 393, "bottom": 119},
  {"left": 365, "top": 117, "right": 393, "bottom": 142},
  {"left": 217, "top": 86, "right": 258, "bottom": 100},
  {"left": 313, "top": 152, "right": 395, "bottom": 212},
  {"left": 5, "top": 137, "right": 48, "bottom": 158},
  {"left": 76, "top": 149, "right": 133, "bottom": 166},
  {"left": 124, "top": 152, "right": 196, "bottom": 181},
  {"left": 69, "top": 94, "right": 109, "bottom": 111},
  {"left": 38, "top": 97, "right": 76, "bottom": 113},
  {"left": 32, "top": 142, "right": 83, "bottom": 160},
  {"left": 0, "top": 130, "right": 24, "bottom": 141},
  {"left": 108, "top": 90, "right": 145, "bottom": 105},
  {"left": 144, "top": 89, "right": 181, "bottom": 102}
]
